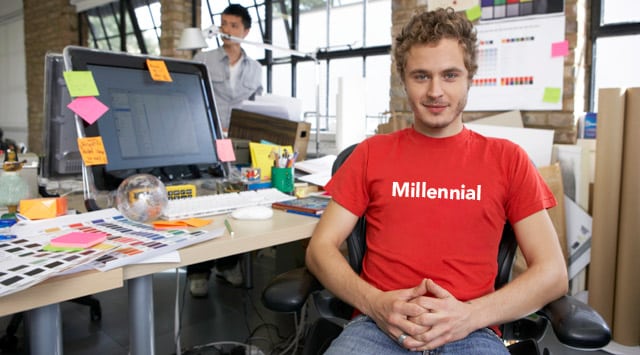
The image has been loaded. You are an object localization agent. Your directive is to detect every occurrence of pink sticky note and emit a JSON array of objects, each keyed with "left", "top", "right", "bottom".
[
  {"left": 50, "top": 232, "right": 107, "bottom": 248},
  {"left": 67, "top": 96, "right": 109, "bottom": 125},
  {"left": 216, "top": 138, "right": 236, "bottom": 162},
  {"left": 551, "top": 40, "right": 569, "bottom": 57}
]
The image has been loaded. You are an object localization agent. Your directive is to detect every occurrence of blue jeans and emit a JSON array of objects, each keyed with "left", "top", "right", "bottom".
[{"left": 323, "top": 315, "right": 509, "bottom": 355}]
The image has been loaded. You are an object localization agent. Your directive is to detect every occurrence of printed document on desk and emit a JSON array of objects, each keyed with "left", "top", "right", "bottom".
[
  {"left": 0, "top": 208, "right": 222, "bottom": 298},
  {"left": 0, "top": 211, "right": 120, "bottom": 297},
  {"left": 240, "top": 94, "right": 303, "bottom": 122},
  {"left": 295, "top": 154, "right": 337, "bottom": 187}
]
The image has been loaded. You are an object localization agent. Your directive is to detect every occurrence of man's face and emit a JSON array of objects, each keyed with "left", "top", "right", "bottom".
[
  {"left": 403, "top": 38, "right": 470, "bottom": 138},
  {"left": 220, "top": 14, "right": 249, "bottom": 42}
]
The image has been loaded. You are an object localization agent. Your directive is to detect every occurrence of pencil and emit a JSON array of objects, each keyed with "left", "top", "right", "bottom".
[{"left": 224, "top": 219, "right": 234, "bottom": 237}]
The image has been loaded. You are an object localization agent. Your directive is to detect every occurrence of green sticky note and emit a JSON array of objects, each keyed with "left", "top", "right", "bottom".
[
  {"left": 62, "top": 71, "right": 100, "bottom": 97},
  {"left": 43, "top": 244, "right": 84, "bottom": 252},
  {"left": 543, "top": 87, "right": 562, "bottom": 103},
  {"left": 466, "top": 5, "right": 482, "bottom": 22}
]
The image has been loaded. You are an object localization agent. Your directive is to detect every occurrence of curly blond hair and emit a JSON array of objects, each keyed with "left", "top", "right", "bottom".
[{"left": 393, "top": 7, "right": 478, "bottom": 82}]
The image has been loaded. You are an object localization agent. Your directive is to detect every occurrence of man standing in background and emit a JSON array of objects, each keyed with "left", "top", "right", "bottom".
[{"left": 188, "top": 4, "right": 263, "bottom": 297}]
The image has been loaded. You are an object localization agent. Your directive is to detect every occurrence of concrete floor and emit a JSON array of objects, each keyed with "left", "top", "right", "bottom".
[{"left": 0, "top": 244, "right": 637, "bottom": 355}]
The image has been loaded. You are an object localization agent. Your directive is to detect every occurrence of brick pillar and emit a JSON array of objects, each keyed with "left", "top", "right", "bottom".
[
  {"left": 161, "top": 0, "right": 198, "bottom": 60},
  {"left": 23, "top": 0, "right": 78, "bottom": 155}
]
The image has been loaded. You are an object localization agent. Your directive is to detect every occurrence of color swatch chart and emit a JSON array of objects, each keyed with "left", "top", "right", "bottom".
[
  {"left": 480, "top": 0, "right": 563, "bottom": 21},
  {"left": 467, "top": 15, "right": 564, "bottom": 111},
  {"left": 0, "top": 208, "right": 222, "bottom": 297}
]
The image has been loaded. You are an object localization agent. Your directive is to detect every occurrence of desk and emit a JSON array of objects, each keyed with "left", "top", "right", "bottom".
[{"left": 0, "top": 210, "right": 318, "bottom": 354}]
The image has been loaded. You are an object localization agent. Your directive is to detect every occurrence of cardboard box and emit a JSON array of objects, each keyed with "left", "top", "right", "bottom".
[{"left": 228, "top": 109, "right": 311, "bottom": 161}]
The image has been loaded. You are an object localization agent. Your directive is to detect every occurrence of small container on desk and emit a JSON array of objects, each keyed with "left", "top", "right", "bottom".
[{"left": 271, "top": 167, "right": 294, "bottom": 194}]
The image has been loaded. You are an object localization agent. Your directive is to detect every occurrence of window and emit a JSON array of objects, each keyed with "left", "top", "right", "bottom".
[
  {"left": 82, "top": 0, "right": 161, "bottom": 55},
  {"left": 201, "top": 0, "right": 392, "bottom": 138},
  {"left": 590, "top": 0, "right": 640, "bottom": 110}
]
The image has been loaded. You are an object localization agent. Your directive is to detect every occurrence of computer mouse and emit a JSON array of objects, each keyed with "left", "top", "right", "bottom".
[{"left": 231, "top": 206, "right": 274, "bottom": 220}]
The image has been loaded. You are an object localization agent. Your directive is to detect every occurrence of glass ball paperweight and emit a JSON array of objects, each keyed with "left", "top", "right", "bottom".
[{"left": 115, "top": 174, "right": 168, "bottom": 222}]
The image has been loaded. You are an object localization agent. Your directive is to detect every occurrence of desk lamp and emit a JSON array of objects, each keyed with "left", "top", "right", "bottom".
[
  {"left": 178, "top": 25, "right": 315, "bottom": 59},
  {"left": 177, "top": 25, "right": 323, "bottom": 156}
]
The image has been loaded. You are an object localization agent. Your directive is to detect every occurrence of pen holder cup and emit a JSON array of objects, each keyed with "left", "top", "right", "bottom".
[{"left": 271, "top": 167, "right": 294, "bottom": 194}]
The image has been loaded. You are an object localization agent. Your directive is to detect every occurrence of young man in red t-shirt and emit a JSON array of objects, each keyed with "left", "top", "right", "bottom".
[{"left": 305, "top": 7, "right": 568, "bottom": 354}]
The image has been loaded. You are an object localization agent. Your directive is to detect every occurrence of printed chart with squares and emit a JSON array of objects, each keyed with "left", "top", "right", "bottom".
[{"left": 0, "top": 209, "right": 222, "bottom": 297}]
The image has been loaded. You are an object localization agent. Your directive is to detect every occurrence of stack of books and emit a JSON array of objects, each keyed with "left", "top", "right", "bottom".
[{"left": 271, "top": 195, "right": 329, "bottom": 217}]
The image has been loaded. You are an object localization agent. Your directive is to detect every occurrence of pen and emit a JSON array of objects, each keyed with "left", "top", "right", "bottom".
[
  {"left": 0, "top": 235, "right": 17, "bottom": 240},
  {"left": 224, "top": 219, "right": 234, "bottom": 237}
]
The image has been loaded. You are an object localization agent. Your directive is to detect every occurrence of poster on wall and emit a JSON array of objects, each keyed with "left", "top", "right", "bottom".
[
  {"left": 426, "top": 0, "right": 564, "bottom": 20},
  {"left": 467, "top": 14, "right": 566, "bottom": 111}
]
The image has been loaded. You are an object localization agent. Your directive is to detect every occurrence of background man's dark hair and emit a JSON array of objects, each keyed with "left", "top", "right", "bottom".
[{"left": 223, "top": 4, "right": 252, "bottom": 29}]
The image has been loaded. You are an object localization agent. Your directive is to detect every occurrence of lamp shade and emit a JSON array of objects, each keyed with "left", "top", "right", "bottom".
[{"left": 177, "top": 27, "right": 208, "bottom": 50}]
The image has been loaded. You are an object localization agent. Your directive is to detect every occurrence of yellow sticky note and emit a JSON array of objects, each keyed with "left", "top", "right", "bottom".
[
  {"left": 216, "top": 139, "right": 236, "bottom": 162},
  {"left": 62, "top": 71, "right": 100, "bottom": 97},
  {"left": 543, "top": 87, "right": 562, "bottom": 103},
  {"left": 77, "top": 136, "right": 108, "bottom": 166},
  {"left": 146, "top": 59, "right": 173, "bottom": 82},
  {"left": 249, "top": 142, "right": 293, "bottom": 180},
  {"left": 465, "top": 5, "right": 482, "bottom": 22}
]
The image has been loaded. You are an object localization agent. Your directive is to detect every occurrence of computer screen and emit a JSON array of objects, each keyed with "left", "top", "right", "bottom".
[
  {"left": 41, "top": 52, "right": 82, "bottom": 180},
  {"left": 62, "top": 46, "right": 225, "bottom": 192}
]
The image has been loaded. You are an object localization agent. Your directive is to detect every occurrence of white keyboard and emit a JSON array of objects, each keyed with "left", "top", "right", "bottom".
[{"left": 161, "top": 188, "right": 296, "bottom": 220}]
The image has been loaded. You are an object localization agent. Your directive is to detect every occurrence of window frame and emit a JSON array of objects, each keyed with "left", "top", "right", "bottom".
[{"left": 589, "top": 0, "right": 640, "bottom": 111}]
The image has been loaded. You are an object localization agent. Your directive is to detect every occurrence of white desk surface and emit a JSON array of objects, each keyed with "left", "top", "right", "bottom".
[{"left": 0, "top": 210, "right": 318, "bottom": 317}]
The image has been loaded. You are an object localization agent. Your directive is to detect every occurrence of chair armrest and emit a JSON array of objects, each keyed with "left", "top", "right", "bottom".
[
  {"left": 538, "top": 295, "right": 611, "bottom": 349},
  {"left": 261, "top": 267, "right": 322, "bottom": 313}
]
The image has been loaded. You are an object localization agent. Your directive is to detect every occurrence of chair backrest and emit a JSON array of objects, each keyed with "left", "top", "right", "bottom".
[{"left": 331, "top": 143, "right": 519, "bottom": 292}]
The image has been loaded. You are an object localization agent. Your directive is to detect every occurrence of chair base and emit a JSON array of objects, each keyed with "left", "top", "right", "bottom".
[{"left": 302, "top": 318, "right": 343, "bottom": 355}]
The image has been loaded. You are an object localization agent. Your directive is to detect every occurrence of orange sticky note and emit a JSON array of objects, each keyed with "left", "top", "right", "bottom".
[
  {"left": 183, "top": 218, "right": 212, "bottom": 227},
  {"left": 152, "top": 218, "right": 211, "bottom": 229},
  {"left": 551, "top": 40, "right": 569, "bottom": 57},
  {"left": 152, "top": 220, "right": 189, "bottom": 229},
  {"left": 216, "top": 139, "right": 236, "bottom": 162},
  {"left": 146, "top": 59, "right": 173, "bottom": 82},
  {"left": 19, "top": 197, "right": 68, "bottom": 220},
  {"left": 77, "top": 136, "right": 108, "bottom": 166}
]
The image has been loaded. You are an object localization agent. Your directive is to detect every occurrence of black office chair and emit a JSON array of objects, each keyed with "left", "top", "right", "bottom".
[{"left": 262, "top": 144, "right": 611, "bottom": 355}]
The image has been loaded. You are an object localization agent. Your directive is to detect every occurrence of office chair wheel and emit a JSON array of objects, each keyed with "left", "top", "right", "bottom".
[
  {"left": 0, "top": 333, "right": 19, "bottom": 352},
  {"left": 507, "top": 338, "right": 540, "bottom": 355}
]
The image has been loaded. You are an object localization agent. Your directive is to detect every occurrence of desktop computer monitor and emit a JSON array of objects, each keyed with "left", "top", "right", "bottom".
[
  {"left": 41, "top": 52, "right": 83, "bottom": 180},
  {"left": 62, "top": 46, "right": 225, "bottom": 195}
]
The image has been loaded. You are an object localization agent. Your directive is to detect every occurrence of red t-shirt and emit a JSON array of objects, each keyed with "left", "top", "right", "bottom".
[{"left": 326, "top": 127, "right": 556, "bottom": 301}]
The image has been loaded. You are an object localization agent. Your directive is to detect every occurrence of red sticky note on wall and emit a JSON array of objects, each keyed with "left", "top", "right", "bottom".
[
  {"left": 551, "top": 40, "right": 569, "bottom": 57},
  {"left": 216, "top": 139, "right": 236, "bottom": 162}
]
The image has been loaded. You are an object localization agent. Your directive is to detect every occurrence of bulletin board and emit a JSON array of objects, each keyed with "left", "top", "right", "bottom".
[{"left": 466, "top": 15, "right": 566, "bottom": 111}]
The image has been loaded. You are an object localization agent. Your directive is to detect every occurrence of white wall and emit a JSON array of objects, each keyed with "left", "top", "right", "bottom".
[{"left": 0, "top": 0, "right": 28, "bottom": 148}]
